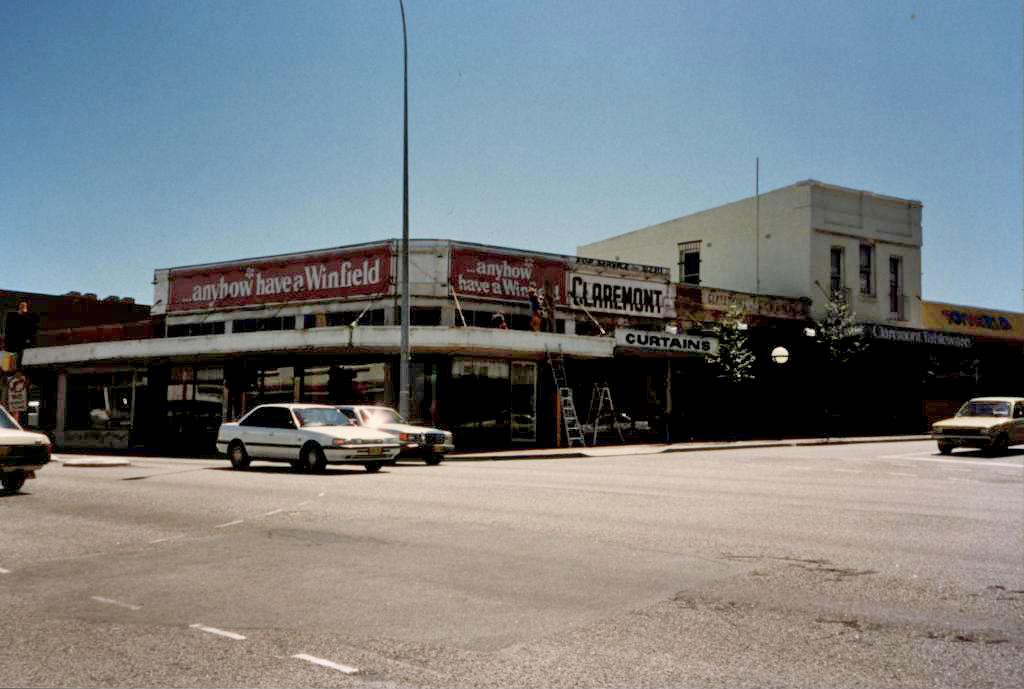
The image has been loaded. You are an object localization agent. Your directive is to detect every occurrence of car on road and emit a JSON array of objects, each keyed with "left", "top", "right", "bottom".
[
  {"left": 337, "top": 405, "right": 454, "bottom": 465},
  {"left": 216, "top": 403, "right": 401, "bottom": 473},
  {"left": 931, "top": 397, "right": 1024, "bottom": 456},
  {"left": 0, "top": 405, "right": 51, "bottom": 494}
]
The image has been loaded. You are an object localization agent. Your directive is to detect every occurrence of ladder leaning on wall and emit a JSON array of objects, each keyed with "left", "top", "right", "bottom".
[{"left": 546, "top": 349, "right": 585, "bottom": 447}]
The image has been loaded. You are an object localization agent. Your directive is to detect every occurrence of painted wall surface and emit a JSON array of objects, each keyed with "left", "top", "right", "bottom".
[{"left": 578, "top": 184, "right": 811, "bottom": 296}]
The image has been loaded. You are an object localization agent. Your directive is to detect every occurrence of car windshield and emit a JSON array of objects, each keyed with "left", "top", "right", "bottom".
[
  {"left": 957, "top": 401, "right": 1010, "bottom": 418},
  {"left": 360, "top": 408, "right": 404, "bottom": 427},
  {"left": 0, "top": 407, "right": 19, "bottom": 430},
  {"left": 293, "top": 407, "right": 349, "bottom": 427}
]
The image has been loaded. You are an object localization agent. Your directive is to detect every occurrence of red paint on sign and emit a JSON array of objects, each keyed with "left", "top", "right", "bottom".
[
  {"left": 449, "top": 246, "right": 567, "bottom": 305},
  {"left": 168, "top": 245, "right": 393, "bottom": 312}
]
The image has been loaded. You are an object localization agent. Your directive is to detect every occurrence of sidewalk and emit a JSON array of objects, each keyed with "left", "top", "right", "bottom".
[
  {"left": 48, "top": 434, "right": 934, "bottom": 466},
  {"left": 449, "top": 434, "right": 933, "bottom": 461}
]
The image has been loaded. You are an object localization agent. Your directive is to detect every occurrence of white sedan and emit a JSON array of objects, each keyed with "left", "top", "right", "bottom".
[
  {"left": 337, "top": 405, "right": 454, "bottom": 465},
  {"left": 216, "top": 403, "right": 401, "bottom": 473},
  {"left": 1, "top": 405, "right": 51, "bottom": 494}
]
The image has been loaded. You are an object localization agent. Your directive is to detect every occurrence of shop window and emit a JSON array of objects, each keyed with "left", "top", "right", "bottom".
[
  {"left": 410, "top": 307, "right": 442, "bottom": 326},
  {"left": 448, "top": 358, "right": 510, "bottom": 445},
  {"left": 859, "top": 245, "right": 874, "bottom": 295},
  {"left": 678, "top": 240, "right": 701, "bottom": 285},
  {"left": 394, "top": 306, "right": 443, "bottom": 326},
  {"left": 304, "top": 310, "right": 386, "bottom": 329},
  {"left": 510, "top": 362, "right": 537, "bottom": 443},
  {"left": 298, "top": 362, "right": 392, "bottom": 406},
  {"left": 889, "top": 256, "right": 905, "bottom": 319},
  {"left": 459, "top": 310, "right": 495, "bottom": 327},
  {"left": 166, "top": 366, "right": 224, "bottom": 442},
  {"left": 256, "top": 366, "right": 296, "bottom": 404},
  {"left": 67, "top": 372, "right": 135, "bottom": 430},
  {"left": 829, "top": 247, "right": 844, "bottom": 295},
  {"left": 167, "top": 321, "right": 225, "bottom": 338},
  {"left": 233, "top": 316, "right": 296, "bottom": 333}
]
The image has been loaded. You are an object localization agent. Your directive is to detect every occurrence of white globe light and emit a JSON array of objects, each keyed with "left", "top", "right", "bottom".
[{"left": 771, "top": 346, "right": 790, "bottom": 364}]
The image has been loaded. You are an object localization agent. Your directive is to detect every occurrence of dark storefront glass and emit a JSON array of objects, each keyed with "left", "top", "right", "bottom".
[
  {"left": 297, "top": 361, "right": 393, "bottom": 408},
  {"left": 510, "top": 361, "right": 537, "bottom": 442},
  {"left": 166, "top": 366, "right": 224, "bottom": 451},
  {"left": 255, "top": 366, "right": 295, "bottom": 404},
  {"left": 67, "top": 372, "right": 135, "bottom": 430},
  {"left": 448, "top": 358, "right": 510, "bottom": 448}
]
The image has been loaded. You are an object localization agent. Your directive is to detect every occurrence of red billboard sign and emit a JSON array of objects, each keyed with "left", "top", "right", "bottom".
[
  {"left": 168, "top": 244, "right": 392, "bottom": 312},
  {"left": 449, "top": 246, "right": 567, "bottom": 305}
]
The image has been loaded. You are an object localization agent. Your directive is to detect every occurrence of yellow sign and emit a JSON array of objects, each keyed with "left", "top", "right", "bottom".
[
  {"left": 0, "top": 351, "right": 16, "bottom": 373},
  {"left": 922, "top": 301, "right": 1024, "bottom": 341}
]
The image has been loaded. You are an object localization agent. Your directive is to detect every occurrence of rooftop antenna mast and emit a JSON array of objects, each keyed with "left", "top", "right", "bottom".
[{"left": 755, "top": 157, "right": 760, "bottom": 296}]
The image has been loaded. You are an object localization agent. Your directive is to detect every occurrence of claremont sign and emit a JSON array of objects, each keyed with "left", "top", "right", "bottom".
[{"left": 166, "top": 244, "right": 392, "bottom": 313}]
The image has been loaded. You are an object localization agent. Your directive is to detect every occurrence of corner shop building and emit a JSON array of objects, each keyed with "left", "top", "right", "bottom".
[{"left": 22, "top": 239, "right": 704, "bottom": 452}]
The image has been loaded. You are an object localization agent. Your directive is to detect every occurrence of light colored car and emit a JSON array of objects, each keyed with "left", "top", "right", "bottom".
[
  {"left": 931, "top": 397, "right": 1024, "bottom": 456},
  {"left": 337, "top": 405, "right": 454, "bottom": 465},
  {"left": 216, "top": 403, "right": 401, "bottom": 473},
  {"left": 0, "top": 405, "right": 51, "bottom": 494}
]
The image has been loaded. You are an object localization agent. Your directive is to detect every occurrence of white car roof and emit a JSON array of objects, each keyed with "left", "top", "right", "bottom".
[
  {"left": 252, "top": 403, "right": 336, "bottom": 410},
  {"left": 968, "top": 397, "right": 1024, "bottom": 404}
]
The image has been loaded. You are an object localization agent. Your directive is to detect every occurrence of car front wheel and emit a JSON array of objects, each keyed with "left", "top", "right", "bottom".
[
  {"left": 303, "top": 443, "right": 327, "bottom": 473},
  {"left": 364, "top": 461, "right": 383, "bottom": 473},
  {"left": 937, "top": 441, "right": 954, "bottom": 455},
  {"left": 986, "top": 434, "right": 1009, "bottom": 457},
  {"left": 228, "top": 441, "right": 250, "bottom": 470},
  {"left": 1, "top": 471, "right": 27, "bottom": 494},
  {"left": 425, "top": 454, "right": 443, "bottom": 466}
]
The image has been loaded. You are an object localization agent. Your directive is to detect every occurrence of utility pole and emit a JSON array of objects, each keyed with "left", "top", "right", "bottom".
[{"left": 398, "top": 0, "right": 411, "bottom": 420}]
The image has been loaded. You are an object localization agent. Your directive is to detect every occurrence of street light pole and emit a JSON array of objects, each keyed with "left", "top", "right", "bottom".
[{"left": 398, "top": 0, "right": 411, "bottom": 420}]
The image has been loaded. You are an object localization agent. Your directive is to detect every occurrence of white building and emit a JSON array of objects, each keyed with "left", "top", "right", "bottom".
[{"left": 578, "top": 179, "right": 923, "bottom": 326}]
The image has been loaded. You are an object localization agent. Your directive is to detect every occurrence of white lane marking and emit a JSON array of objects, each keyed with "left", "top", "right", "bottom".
[
  {"left": 190, "top": 623, "right": 246, "bottom": 640},
  {"left": 832, "top": 468, "right": 862, "bottom": 473},
  {"left": 879, "top": 454, "right": 1023, "bottom": 469},
  {"left": 92, "top": 596, "right": 142, "bottom": 611},
  {"left": 0, "top": 567, "right": 11, "bottom": 574},
  {"left": 318, "top": 492, "right": 325, "bottom": 497},
  {"left": 295, "top": 501, "right": 310, "bottom": 507},
  {"left": 149, "top": 535, "right": 185, "bottom": 544},
  {"left": 886, "top": 472, "right": 916, "bottom": 478},
  {"left": 215, "top": 519, "right": 244, "bottom": 529},
  {"left": 263, "top": 508, "right": 284, "bottom": 516},
  {"left": 291, "top": 653, "right": 359, "bottom": 674}
]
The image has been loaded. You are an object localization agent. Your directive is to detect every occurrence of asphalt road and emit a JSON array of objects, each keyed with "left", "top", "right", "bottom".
[{"left": 1, "top": 441, "right": 1021, "bottom": 688}]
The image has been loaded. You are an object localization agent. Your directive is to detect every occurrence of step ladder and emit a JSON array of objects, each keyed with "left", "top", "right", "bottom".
[
  {"left": 587, "top": 382, "right": 624, "bottom": 446},
  {"left": 547, "top": 350, "right": 585, "bottom": 447}
]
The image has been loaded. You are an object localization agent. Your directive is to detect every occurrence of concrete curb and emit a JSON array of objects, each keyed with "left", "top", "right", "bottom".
[{"left": 448, "top": 435, "right": 933, "bottom": 461}]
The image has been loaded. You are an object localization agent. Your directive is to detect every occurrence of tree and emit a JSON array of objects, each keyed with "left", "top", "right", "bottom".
[
  {"left": 813, "top": 294, "right": 868, "bottom": 435},
  {"left": 706, "top": 304, "right": 756, "bottom": 385},
  {"left": 814, "top": 295, "right": 867, "bottom": 368}
]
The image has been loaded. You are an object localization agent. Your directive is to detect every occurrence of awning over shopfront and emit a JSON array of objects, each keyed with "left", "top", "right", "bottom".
[{"left": 21, "top": 326, "right": 615, "bottom": 368}]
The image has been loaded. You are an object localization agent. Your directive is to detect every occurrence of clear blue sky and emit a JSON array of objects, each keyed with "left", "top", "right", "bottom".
[{"left": 3, "top": 0, "right": 1022, "bottom": 312}]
